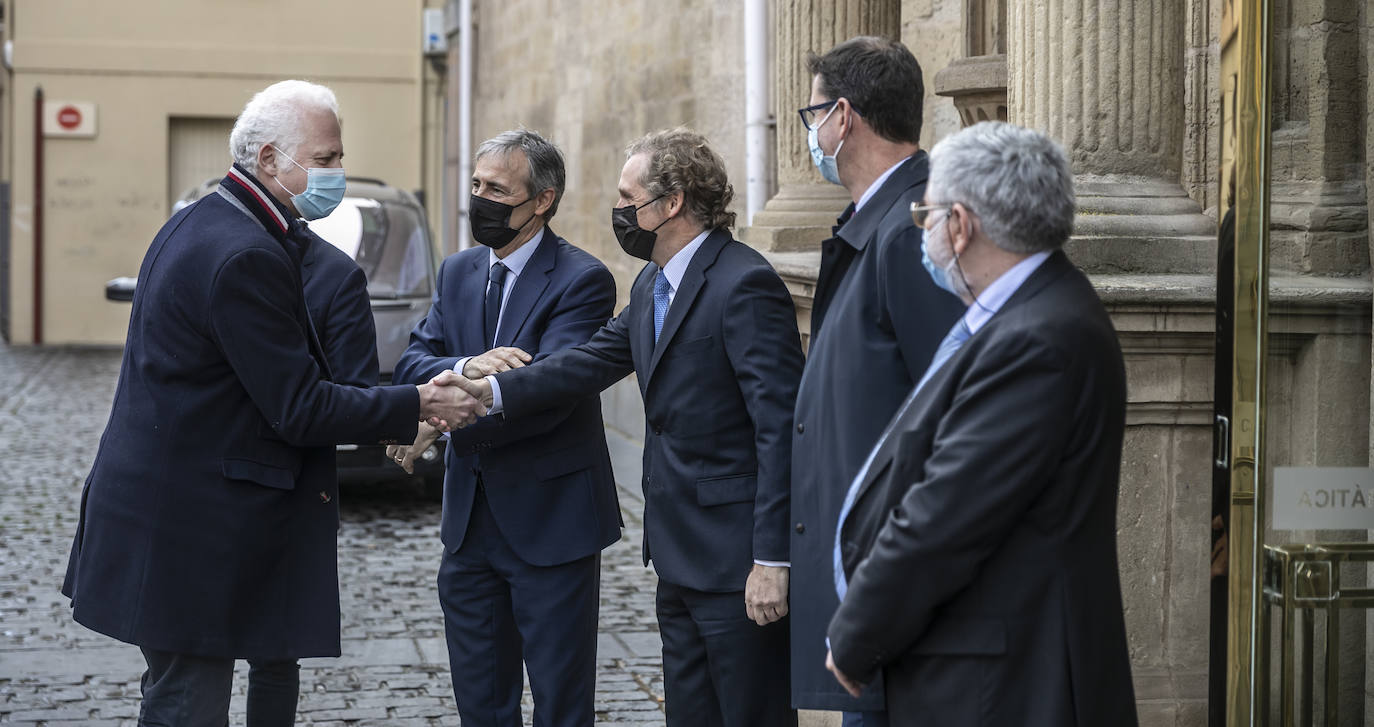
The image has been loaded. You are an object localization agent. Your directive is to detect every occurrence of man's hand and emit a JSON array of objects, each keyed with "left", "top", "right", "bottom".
[
  {"left": 417, "top": 374, "right": 487, "bottom": 432},
  {"left": 463, "top": 347, "right": 532, "bottom": 378},
  {"left": 386, "top": 422, "right": 441, "bottom": 474},
  {"left": 432, "top": 370, "right": 495, "bottom": 409},
  {"left": 826, "top": 649, "right": 864, "bottom": 698},
  {"left": 744, "top": 564, "right": 789, "bottom": 626}
]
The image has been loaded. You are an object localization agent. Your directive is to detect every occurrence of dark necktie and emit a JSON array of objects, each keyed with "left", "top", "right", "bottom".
[{"left": 484, "top": 262, "right": 508, "bottom": 348}]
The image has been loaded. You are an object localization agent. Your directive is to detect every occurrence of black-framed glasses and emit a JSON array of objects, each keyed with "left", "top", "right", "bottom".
[
  {"left": 910, "top": 202, "right": 956, "bottom": 228},
  {"left": 797, "top": 101, "right": 838, "bottom": 131}
]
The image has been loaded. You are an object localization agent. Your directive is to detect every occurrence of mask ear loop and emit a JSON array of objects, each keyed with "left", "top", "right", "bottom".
[
  {"left": 269, "top": 145, "right": 307, "bottom": 196},
  {"left": 816, "top": 103, "right": 849, "bottom": 160},
  {"left": 508, "top": 195, "right": 539, "bottom": 235},
  {"left": 641, "top": 192, "right": 675, "bottom": 233},
  {"left": 948, "top": 206, "right": 997, "bottom": 316}
]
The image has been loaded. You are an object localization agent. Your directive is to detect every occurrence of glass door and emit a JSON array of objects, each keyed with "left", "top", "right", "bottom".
[{"left": 1217, "top": 0, "right": 1374, "bottom": 724}]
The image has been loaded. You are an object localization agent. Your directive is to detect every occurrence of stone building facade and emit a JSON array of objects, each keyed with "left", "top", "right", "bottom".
[{"left": 447, "top": 0, "right": 1373, "bottom": 723}]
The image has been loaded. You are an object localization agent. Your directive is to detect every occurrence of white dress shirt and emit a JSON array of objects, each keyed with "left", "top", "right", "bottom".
[
  {"left": 453, "top": 227, "right": 545, "bottom": 375},
  {"left": 656, "top": 229, "right": 710, "bottom": 305}
]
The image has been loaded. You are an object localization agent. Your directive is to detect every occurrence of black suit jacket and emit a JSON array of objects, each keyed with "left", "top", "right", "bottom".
[
  {"left": 790, "top": 152, "right": 964, "bottom": 710},
  {"left": 828, "top": 251, "right": 1137, "bottom": 726},
  {"left": 495, "top": 229, "right": 804, "bottom": 592},
  {"left": 62, "top": 167, "right": 420, "bottom": 660},
  {"left": 393, "top": 230, "right": 621, "bottom": 567}
]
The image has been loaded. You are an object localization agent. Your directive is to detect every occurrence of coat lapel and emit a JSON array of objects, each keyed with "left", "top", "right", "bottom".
[
  {"left": 845, "top": 249, "right": 1075, "bottom": 516},
  {"left": 494, "top": 230, "right": 556, "bottom": 346},
  {"left": 457, "top": 253, "right": 488, "bottom": 356},
  {"left": 645, "top": 230, "right": 728, "bottom": 382}
]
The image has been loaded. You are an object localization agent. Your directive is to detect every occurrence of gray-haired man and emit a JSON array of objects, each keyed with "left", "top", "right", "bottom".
[
  {"left": 392, "top": 129, "right": 620, "bottom": 727},
  {"left": 827, "top": 121, "right": 1137, "bottom": 725}
]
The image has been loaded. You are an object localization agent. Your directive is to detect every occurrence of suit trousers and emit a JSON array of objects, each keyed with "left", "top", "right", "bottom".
[
  {"left": 655, "top": 579, "right": 796, "bottom": 727},
  {"left": 137, "top": 647, "right": 299, "bottom": 727},
  {"left": 438, "top": 485, "right": 601, "bottom": 727}
]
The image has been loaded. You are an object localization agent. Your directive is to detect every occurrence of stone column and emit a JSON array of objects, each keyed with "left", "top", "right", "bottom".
[
  {"left": 1009, "top": 0, "right": 1215, "bottom": 273},
  {"left": 741, "top": 0, "right": 900, "bottom": 252}
]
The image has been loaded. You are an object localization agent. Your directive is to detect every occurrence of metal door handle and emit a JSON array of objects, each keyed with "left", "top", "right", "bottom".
[{"left": 1214, "top": 414, "right": 1230, "bottom": 469}]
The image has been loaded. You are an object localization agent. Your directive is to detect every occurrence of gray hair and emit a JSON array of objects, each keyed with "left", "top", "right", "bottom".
[
  {"left": 475, "top": 129, "right": 566, "bottom": 221},
  {"left": 927, "top": 121, "right": 1075, "bottom": 254},
  {"left": 229, "top": 80, "right": 341, "bottom": 175}
]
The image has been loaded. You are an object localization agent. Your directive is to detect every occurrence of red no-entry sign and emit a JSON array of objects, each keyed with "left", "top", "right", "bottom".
[
  {"left": 56, "top": 105, "right": 82, "bottom": 129},
  {"left": 43, "top": 101, "right": 97, "bottom": 137}
]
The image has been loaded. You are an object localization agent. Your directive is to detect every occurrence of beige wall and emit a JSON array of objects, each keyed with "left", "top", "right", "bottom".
[
  {"left": 468, "top": 0, "right": 748, "bottom": 307},
  {"left": 5, "top": 0, "right": 432, "bottom": 344}
]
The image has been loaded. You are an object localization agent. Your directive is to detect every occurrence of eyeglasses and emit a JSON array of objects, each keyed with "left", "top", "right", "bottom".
[
  {"left": 910, "top": 202, "right": 956, "bottom": 228},
  {"left": 797, "top": 101, "right": 837, "bottom": 132}
]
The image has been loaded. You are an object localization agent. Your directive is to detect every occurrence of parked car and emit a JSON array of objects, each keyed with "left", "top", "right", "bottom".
[{"left": 107, "top": 177, "right": 447, "bottom": 496}]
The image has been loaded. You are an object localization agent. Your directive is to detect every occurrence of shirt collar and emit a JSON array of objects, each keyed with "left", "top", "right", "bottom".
[
  {"left": 960, "top": 250, "right": 1053, "bottom": 334},
  {"left": 659, "top": 229, "right": 711, "bottom": 293},
  {"left": 488, "top": 226, "right": 545, "bottom": 278},
  {"left": 854, "top": 158, "right": 906, "bottom": 213}
]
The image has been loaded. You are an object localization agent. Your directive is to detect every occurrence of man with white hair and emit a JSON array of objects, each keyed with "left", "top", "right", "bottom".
[
  {"left": 61, "top": 80, "right": 483, "bottom": 726},
  {"left": 825, "top": 121, "right": 1138, "bottom": 726}
]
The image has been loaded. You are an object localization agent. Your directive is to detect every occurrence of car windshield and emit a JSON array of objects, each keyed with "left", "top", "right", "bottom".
[{"left": 307, "top": 197, "right": 432, "bottom": 298}]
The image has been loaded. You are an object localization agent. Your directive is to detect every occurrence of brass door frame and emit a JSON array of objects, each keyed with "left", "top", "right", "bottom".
[{"left": 1223, "top": 0, "right": 1272, "bottom": 723}]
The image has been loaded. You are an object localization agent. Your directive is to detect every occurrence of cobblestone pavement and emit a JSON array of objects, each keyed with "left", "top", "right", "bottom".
[{"left": 0, "top": 343, "right": 665, "bottom": 725}]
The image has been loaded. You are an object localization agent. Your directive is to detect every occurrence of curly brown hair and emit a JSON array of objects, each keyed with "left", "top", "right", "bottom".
[{"left": 626, "top": 128, "right": 736, "bottom": 230}]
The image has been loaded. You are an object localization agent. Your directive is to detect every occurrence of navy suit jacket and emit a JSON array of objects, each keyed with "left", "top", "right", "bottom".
[
  {"left": 495, "top": 229, "right": 804, "bottom": 592},
  {"left": 828, "top": 252, "right": 1136, "bottom": 726},
  {"left": 302, "top": 231, "right": 379, "bottom": 388},
  {"left": 393, "top": 230, "right": 621, "bottom": 567},
  {"left": 62, "top": 166, "right": 420, "bottom": 660}
]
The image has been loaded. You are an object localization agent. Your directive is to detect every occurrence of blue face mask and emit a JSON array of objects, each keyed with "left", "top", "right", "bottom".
[
  {"left": 273, "top": 150, "right": 347, "bottom": 220},
  {"left": 921, "top": 224, "right": 963, "bottom": 297},
  {"left": 807, "top": 105, "right": 845, "bottom": 186}
]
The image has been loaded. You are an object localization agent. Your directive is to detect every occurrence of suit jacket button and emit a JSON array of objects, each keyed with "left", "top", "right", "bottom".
[
  {"left": 796, "top": 422, "right": 805, "bottom": 434},
  {"left": 319, "top": 491, "right": 331, "bottom": 503},
  {"left": 652, "top": 426, "right": 663, "bottom": 436},
  {"left": 795, "top": 522, "right": 805, "bottom": 534}
]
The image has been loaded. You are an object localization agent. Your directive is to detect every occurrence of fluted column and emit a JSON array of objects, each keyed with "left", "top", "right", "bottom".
[
  {"left": 1009, "top": 0, "right": 1214, "bottom": 273},
  {"left": 741, "top": 0, "right": 900, "bottom": 252}
]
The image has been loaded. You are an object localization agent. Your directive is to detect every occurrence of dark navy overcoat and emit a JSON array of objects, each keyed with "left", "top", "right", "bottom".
[{"left": 62, "top": 166, "right": 419, "bottom": 660}]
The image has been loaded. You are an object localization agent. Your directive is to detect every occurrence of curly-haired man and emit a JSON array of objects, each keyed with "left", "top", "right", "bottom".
[{"left": 452, "top": 128, "right": 804, "bottom": 727}]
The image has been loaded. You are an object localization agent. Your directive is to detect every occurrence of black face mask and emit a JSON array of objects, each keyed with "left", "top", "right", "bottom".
[
  {"left": 611, "top": 193, "right": 669, "bottom": 261},
  {"left": 470, "top": 193, "right": 535, "bottom": 249}
]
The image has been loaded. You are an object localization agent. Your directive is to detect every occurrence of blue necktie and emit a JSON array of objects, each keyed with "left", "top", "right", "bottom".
[
  {"left": 653, "top": 272, "right": 671, "bottom": 342},
  {"left": 833, "top": 316, "right": 973, "bottom": 600},
  {"left": 484, "top": 262, "right": 508, "bottom": 349}
]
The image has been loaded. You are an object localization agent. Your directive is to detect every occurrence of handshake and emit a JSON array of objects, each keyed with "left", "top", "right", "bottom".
[{"left": 398, "top": 346, "right": 530, "bottom": 471}]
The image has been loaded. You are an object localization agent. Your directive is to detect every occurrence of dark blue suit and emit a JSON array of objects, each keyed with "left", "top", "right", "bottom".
[
  {"left": 494, "top": 229, "right": 804, "bottom": 727},
  {"left": 62, "top": 166, "right": 420, "bottom": 661},
  {"left": 393, "top": 229, "right": 619, "bottom": 726}
]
